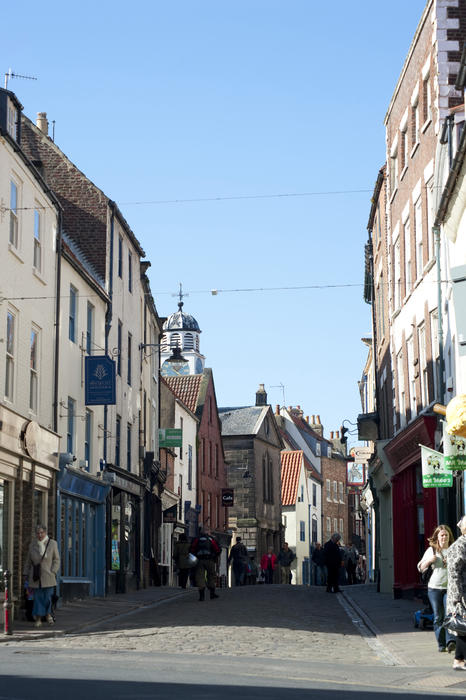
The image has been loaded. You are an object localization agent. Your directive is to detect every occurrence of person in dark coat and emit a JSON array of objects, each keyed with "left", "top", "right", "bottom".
[
  {"left": 228, "top": 536, "right": 248, "bottom": 586},
  {"left": 173, "top": 533, "right": 192, "bottom": 589},
  {"left": 277, "top": 542, "right": 295, "bottom": 584},
  {"left": 190, "top": 528, "right": 221, "bottom": 601},
  {"left": 311, "top": 542, "right": 326, "bottom": 586},
  {"left": 323, "top": 533, "right": 344, "bottom": 593}
]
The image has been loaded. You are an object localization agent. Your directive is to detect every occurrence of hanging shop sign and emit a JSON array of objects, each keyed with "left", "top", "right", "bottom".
[
  {"left": 85, "top": 356, "right": 116, "bottom": 405},
  {"left": 159, "top": 428, "right": 182, "bottom": 448},
  {"left": 221, "top": 488, "right": 234, "bottom": 507},
  {"left": 420, "top": 444, "right": 453, "bottom": 488},
  {"left": 443, "top": 420, "right": 466, "bottom": 470}
]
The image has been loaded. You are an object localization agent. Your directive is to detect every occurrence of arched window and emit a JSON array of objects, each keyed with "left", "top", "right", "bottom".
[{"left": 184, "top": 333, "right": 194, "bottom": 349}]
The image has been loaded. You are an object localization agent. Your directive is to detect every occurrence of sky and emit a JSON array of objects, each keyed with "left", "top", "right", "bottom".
[{"left": 3, "top": 0, "right": 428, "bottom": 447}]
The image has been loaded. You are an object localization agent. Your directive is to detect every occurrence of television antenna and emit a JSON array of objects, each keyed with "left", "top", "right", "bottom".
[
  {"left": 271, "top": 383, "right": 286, "bottom": 406},
  {"left": 4, "top": 68, "right": 37, "bottom": 90}
]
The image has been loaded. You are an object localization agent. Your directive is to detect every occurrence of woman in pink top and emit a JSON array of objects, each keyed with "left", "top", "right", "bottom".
[{"left": 260, "top": 547, "right": 277, "bottom": 584}]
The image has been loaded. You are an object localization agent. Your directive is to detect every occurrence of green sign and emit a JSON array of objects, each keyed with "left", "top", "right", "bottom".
[
  {"left": 159, "top": 428, "right": 182, "bottom": 448},
  {"left": 443, "top": 421, "right": 466, "bottom": 470},
  {"left": 420, "top": 445, "right": 453, "bottom": 488}
]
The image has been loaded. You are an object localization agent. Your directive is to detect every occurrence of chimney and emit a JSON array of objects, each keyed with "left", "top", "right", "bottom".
[
  {"left": 36, "top": 112, "right": 48, "bottom": 135},
  {"left": 310, "top": 414, "right": 323, "bottom": 436},
  {"left": 311, "top": 415, "right": 315, "bottom": 423},
  {"left": 336, "top": 430, "right": 340, "bottom": 439},
  {"left": 330, "top": 431, "right": 334, "bottom": 439},
  {"left": 275, "top": 405, "right": 280, "bottom": 415},
  {"left": 306, "top": 416, "right": 309, "bottom": 423},
  {"left": 255, "top": 383, "right": 268, "bottom": 406}
]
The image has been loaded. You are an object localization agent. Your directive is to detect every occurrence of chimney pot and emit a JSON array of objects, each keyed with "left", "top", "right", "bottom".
[
  {"left": 316, "top": 415, "right": 321, "bottom": 424},
  {"left": 276, "top": 404, "right": 280, "bottom": 415},
  {"left": 330, "top": 431, "right": 334, "bottom": 439},
  {"left": 336, "top": 430, "right": 340, "bottom": 439},
  {"left": 306, "top": 416, "right": 309, "bottom": 423},
  {"left": 36, "top": 112, "right": 48, "bottom": 135},
  {"left": 311, "top": 415, "right": 315, "bottom": 423}
]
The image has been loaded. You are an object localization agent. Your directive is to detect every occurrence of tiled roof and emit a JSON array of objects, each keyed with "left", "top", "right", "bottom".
[
  {"left": 279, "top": 427, "right": 323, "bottom": 484},
  {"left": 281, "top": 451, "right": 303, "bottom": 506},
  {"left": 164, "top": 375, "right": 203, "bottom": 414}
]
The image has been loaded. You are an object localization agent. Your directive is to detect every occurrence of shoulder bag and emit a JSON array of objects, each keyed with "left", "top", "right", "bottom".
[{"left": 32, "top": 538, "right": 50, "bottom": 582}]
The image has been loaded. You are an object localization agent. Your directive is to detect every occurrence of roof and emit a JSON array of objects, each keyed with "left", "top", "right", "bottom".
[
  {"left": 163, "top": 302, "right": 201, "bottom": 332},
  {"left": 218, "top": 406, "right": 265, "bottom": 436},
  {"left": 281, "top": 451, "right": 303, "bottom": 506},
  {"left": 279, "top": 428, "right": 323, "bottom": 484},
  {"left": 164, "top": 374, "right": 203, "bottom": 414}
]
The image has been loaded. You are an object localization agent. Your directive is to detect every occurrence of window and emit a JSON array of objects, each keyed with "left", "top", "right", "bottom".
[
  {"left": 9, "top": 181, "right": 18, "bottom": 248},
  {"left": 326, "top": 479, "right": 331, "bottom": 501},
  {"left": 339, "top": 518, "right": 344, "bottom": 537},
  {"left": 201, "top": 438, "right": 205, "bottom": 473},
  {"left": 128, "top": 251, "right": 132, "bottom": 292},
  {"left": 404, "top": 218, "right": 412, "bottom": 294},
  {"left": 415, "top": 198, "right": 423, "bottom": 279},
  {"left": 84, "top": 410, "right": 92, "bottom": 470},
  {"left": 208, "top": 441, "right": 212, "bottom": 475},
  {"left": 397, "top": 350, "right": 406, "bottom": 428},
  {"left": 300, "top": 521, "right": 306, "bottom": 542},
  {"left": 127, "top": 423, "right": 132, "bottom": 471},
  {"left": 390, "top": 149, "right": 399, "bottom": 192},
  {"left": 263, "top": 455, "right": 274, "bottom": 503},
  {"left": 184, "top": 333, "right": 194, "bottom": 349},
  {"left": 29, "top": 328, "right": 39, "bottom": 413},
  {"left": 407, "top": 336, "right": 416, "bottom": 418},
  {"left": 376, "top": 278, "right": 385, "bottom": 340},
  {"left": 86, "top": 302, "right": 94, "bottom": 354},
  {"left": 412, "top": 100, "right": 420, "bottom": 147},
  {"left": 127, "top": 333, "right": 132, "bottom": 385},
  {"left": 67, "top": 397, "right": 75, "bottom": 454},
  {"left": 394, "top": 237, "right": 401, "bottom": 310},
  {"left": 69, "top": 285, "right": 77, "bottom": 343},
  {"left": 339, "top": 481, "right": 344, "bottom": 503},
  {"left": 326, "top": 516, "right": 331, "bottom": 537},
  {"left": 170, "top": 333, "right": 181, "bottom": 349},
  {"left": 300, "top": 484, "right": 304, "bottom": 502},
  {"left": 401, "top": 128, "right": 408, "bottom": 171},
  {"left": 179, "top": 417, "right": 183, "bottom": 459},
  {"left": 418, "top": 323, "right": 428, "bottom": 407},
  {"left": 115, "top": 415, "right": 121, "bottom": 466},
  {"left": 33, "top": 209, "right": 41, "bottom": 272},
  {"left": 117, "top": 321, "right": 122, "bottom": 376},
  {"left": 118, "top": 236, "right": 123, "bottom": 278},
  {"left": 188, "top": 445, "right": 193, "bottom": 489},
  {"left": 215, "top": 444, "right": 219, "bottom": 478},
  {"left": 6, "top": 98, "right": 18, "bottom": 140},
  {"left": 312, "top": 483, "right": 317, "bottom": 507},
  {"left": 5, "top": 311, "right": 15, "bottom": 400},
  {"left": 333, "top": 480, "right": 338, "bottom": 502},
  {"left": 423, "top": 74, "right": 432, "bottom": 124},
  {"left": 333, "top": 518, "right": 338, "bottom": 534},
  {"left": 426, "top": 179, "right": 434, "bottom": 260}
]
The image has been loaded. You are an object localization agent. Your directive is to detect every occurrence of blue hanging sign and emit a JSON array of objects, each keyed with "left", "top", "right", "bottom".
[{"left": 85, "top": 355, "right": 116, "bottom": 405}]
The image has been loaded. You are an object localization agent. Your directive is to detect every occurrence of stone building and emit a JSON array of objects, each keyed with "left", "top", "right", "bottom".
[{"left": 219, "top": 386, "right": 283, "bottom": 575}]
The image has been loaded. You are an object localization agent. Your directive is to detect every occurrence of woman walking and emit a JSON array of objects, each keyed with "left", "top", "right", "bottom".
[
  {"left": 446, "top": 516, "right": 466, "bottom": 671},
  {"left": 25, "top": 524, "right": 60, "bottom": 627},
  {"left": 417, "top": 524, "right": 455, "bottom": 653}
]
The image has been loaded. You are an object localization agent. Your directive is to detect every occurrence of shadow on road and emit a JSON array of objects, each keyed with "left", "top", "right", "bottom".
[{"left": 0, "top": 675, "right": 464, "bottom": 700}]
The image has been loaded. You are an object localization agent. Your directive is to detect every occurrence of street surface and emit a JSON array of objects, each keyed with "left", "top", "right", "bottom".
[{"left": 1, "top": 585, "right": 466, "bottom": 699}]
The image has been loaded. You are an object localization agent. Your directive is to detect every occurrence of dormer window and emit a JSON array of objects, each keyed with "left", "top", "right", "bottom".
[{"left": 0, "top": 90, "right": 22, "bottom": 143}]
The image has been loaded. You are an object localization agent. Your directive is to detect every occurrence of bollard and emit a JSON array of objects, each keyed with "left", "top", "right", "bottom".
[{"left": 3, "top": 570, "right": 13, "bottom": 635}]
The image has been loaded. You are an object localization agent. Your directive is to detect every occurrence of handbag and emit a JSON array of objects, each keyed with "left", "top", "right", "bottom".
[
  {"left": 186, "top": 553, "right": 198, "bottom": 569},
  {"left": 420, "top": 565, "right": 433, "bottom": 585},
  {"left": 32, "top": 538, "right": 50, "bottom": 582},
  {"left": 443, "top": 604, "right": 466, "bottom": 635}
]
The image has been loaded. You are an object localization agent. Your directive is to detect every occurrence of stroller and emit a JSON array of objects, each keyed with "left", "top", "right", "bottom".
[{"left": 413, "top": 588, "right": 434, "bottom": 629}]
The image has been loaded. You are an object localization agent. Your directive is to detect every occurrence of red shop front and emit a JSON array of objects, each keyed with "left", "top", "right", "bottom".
[{"left": 384, "top": 415, "right": 438, "bottom": 598}]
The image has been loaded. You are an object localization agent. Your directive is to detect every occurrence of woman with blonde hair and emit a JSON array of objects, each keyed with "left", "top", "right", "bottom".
[{"left": 418, "top": 524, "right": 455, "bottom": 653}]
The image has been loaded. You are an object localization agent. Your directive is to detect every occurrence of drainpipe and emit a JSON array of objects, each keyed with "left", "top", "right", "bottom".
[
  {"left": 104, "top": 202, "right": 115, "bottom": 466},
  {"left": 53, "top": 209, "right": 62, "bottom": 433}
]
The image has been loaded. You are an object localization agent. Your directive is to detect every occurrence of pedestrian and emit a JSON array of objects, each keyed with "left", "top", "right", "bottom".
[
  {"left": 247, "top": 556, "right": 258, "bottom": 585},
  {"left": 311, "top": 542, "right": 326, "bottom": 586},
  {"left": 228, "top": 536, "right": 249, "bottom": 586},
  {"left": 417, "top": 524, "right": 455, "bottom": 653},
  {"left": 445, "top": 515, "right": 466, "bottom": 671},
  {"left": 346, "top": 543, "right": 359, "bottom": 585},
  {"left": 173, "top": 533, "right": 192, "bottom": 589},
  {"left": 323, "top": 533, "right": 344, "bottom": 593},
  {"left": 24, "top": 523, "right": 60, "bottom": 627},
  {"left": 190, "top": 528, "right": 221, "bottom": 601},
  {"left": 277, "top": 542, "right": 295, "bottom": 584},
  {"left": 260, "top": 546, "right": 277, "bottom": 584}
]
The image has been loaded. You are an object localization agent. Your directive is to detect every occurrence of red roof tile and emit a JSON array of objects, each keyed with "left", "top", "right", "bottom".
[
  {"left": 281, "top": 451, "right": 303, "bottom": 506},
  {"left": 164, "top": 375, "right": 203, "bottom": 414}
]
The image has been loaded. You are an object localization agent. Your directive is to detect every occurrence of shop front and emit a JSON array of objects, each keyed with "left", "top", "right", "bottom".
[
  {"left": 57, "top": 463, "right": 109, "bottom": 600},
  {"left": 0, "top": 407, "right": 59, "bottom": 614},
  {"left": 105, "top": 465, "right": 145, "bottom": 594},
  {"left": 385, "top": 415, "right": 437, "bottom": 598}
]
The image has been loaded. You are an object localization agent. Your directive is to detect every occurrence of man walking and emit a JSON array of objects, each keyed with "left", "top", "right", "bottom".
[
  {"left": 323, "top": 533, "right": 344, "bottom": 593},
  {"left": 277, "top": 542, "right": 295, "bottom": 584},
  {"left": 311, "top": 542, "right": 326, "bottom": 586},
  {"left": 190, "top": 528, "right": 221, "bottom": 601},
  {"left": 228, "top": 536, "right": 248, "bottom": 586}
]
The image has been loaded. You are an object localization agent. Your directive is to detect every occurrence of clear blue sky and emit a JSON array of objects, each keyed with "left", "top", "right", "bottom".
[{"left": 3, "top": 0, "right": 427, "bottom": 446}]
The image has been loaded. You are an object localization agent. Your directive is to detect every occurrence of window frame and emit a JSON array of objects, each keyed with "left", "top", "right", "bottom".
[
  {"left": 29, "top": 327, "right": 39, "bottom": 413},
  {"left": 33, "top": 208, "right": 42, "bottom": 272},
  {"left": 69, "top": 285, "right": 77, "bottom": 343},
  {"left": 5, "top": 310, "right": 16, "bottom": 401}
]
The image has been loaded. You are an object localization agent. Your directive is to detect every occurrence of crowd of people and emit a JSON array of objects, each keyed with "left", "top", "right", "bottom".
[{"left": 417, "top": 516, "right": 466, "bottom": 671}]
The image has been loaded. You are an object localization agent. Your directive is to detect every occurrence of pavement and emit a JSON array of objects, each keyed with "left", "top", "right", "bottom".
[{"left": 0, "top": 582, "right": 457, "bottom": 672}]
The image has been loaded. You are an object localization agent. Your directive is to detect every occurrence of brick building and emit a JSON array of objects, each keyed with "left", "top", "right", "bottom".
[{"left": 360, "top": 0, "right": 466, "bottom": 595}]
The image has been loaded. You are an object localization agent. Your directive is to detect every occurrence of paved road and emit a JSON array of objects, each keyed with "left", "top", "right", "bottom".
[{"left": 1, "top": 585, "right": 466, "bottom": 698}]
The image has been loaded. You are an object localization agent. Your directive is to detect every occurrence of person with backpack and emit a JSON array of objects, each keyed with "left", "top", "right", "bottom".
[
  {"left": 417, "top": 524, "right": 455, "bottom": 653},
  {"left": 190, "top": 528, "right": 221, "bottom": 601}
]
